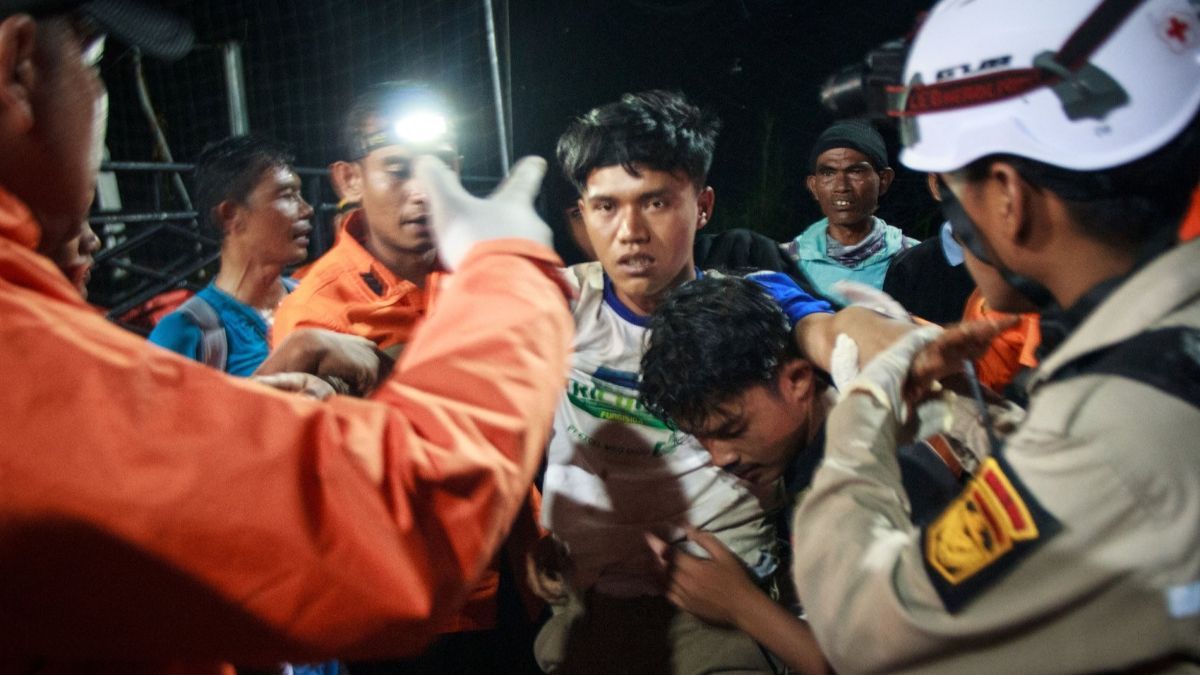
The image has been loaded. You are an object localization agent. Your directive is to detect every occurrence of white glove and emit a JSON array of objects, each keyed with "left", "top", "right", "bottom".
[
  {"left": 827, "top": 282, "right": 915, "bottom": 392},
  {"left": 843, "top": 325, "right": 943, "bottom": 422},
  {"left": 415, "top": 155, "right": 553, "bottom": 271},
  {"left": 829, "top": 333, "right": 860, "bottom": 392},
  {"left": 832, "top": 280, "right": 911, "bottom": 321}
]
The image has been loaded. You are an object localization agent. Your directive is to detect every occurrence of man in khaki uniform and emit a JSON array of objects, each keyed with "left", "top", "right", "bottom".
[{"left": 791, "top": 0, "right": 1200, "bottom": 672}]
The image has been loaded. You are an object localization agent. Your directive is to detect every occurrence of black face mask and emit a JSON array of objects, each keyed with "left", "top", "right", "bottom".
[{"left": 937, "top": 177, "right": 994, "bottom": 266}]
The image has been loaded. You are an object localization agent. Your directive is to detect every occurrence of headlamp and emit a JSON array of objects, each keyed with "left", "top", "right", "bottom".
[
  {"left": 891, "top": 0, "right": 1140, "bottom": 151},
  {"left": 393, "top": 111, "right": 450, "bottom": 145},
  {"left": 355, "top": 107, "right": 455, "bottom": 158}
]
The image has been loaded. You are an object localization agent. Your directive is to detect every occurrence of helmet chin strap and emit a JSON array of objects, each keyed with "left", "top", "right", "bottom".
[
  {"left": 998, "top": 269, "right": 1057, "bottom": 313},
  {"left": 937, "top": 177, "right": 1059, "bottom": 313},
  {"left": 941, "top": 174, "right": 1186, "bottom": 316}
]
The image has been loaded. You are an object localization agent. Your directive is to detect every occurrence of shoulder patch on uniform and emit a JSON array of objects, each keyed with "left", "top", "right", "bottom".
[{"left": 922, "top": 454, "right": 1060, "bottom": 613}]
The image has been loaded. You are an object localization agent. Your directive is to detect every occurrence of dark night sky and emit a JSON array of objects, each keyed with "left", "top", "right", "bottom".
[{"left": 508, "top": 0, "right": 940, "bottom": 248}]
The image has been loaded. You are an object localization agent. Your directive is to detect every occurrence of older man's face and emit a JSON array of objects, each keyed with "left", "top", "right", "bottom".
[{"left": 805, "top": 147, "right": 892, "bottom": 233}]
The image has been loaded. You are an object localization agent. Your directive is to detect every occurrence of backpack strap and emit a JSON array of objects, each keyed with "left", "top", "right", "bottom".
[
  {"left": 1045, "top": 326, "right": 1200, "bottom": 409},
  {"left": 176, "top": 295, "right": 228, "bottom": 372}
]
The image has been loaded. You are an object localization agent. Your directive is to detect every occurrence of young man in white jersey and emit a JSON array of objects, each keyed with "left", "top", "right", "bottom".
[{"left": 533, "top": 90, "right": 899, "bottom": 673}]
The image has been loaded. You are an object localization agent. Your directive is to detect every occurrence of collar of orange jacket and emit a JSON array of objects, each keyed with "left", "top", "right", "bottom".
[
  {"left": 0, "top": 185, "right": 91, "bottom": 307},
  {"left": 0, "top": 185, "right": 41, "bottom": 251}
]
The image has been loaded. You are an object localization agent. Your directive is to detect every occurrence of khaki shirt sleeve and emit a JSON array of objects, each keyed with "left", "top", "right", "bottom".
[{"left": 792, "top": 382, "right": 1200, "bottom": 673}]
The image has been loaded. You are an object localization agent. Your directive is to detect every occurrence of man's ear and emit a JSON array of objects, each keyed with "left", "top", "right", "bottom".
[
  {"left": 696, "top": 186, "right": 715, "bottom": 230},
  {"left": 779, "top": 358, "right": 815, "bottom": 405},
  {"left": 925, "top": 172, "right": 942, "bottom": 203},
  {"left": 878, "top": 167, "right": 896, "bottom": 196},
  {"left": 805, "top": 174, "right": 818, "bottom": 201},
  {"left": 215, "top": 200, "right": 242, "bottom": 237},
  {"left": 990, "top": 161, "right": 1032, "bottom": 247},
  {"left": 330, "top": 160, "right": 363, "bottom": 202},
  {"left": 0, "top": 15, "right": 38, "bottom": 137}
]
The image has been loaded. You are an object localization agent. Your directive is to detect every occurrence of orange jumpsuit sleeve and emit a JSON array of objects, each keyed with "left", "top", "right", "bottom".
[{"left": 0, "top": 237, "right": 571, "bottom": 662}]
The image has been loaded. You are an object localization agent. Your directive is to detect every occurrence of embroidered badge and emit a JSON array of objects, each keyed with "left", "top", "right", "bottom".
[{"left": 923, "top": 455, "right": 1060, "bottom": 612}]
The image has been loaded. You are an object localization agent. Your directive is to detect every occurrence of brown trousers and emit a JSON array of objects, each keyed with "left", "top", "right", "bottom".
[{"left": 534, "top": 591, "right": 776, "bottom": 674}]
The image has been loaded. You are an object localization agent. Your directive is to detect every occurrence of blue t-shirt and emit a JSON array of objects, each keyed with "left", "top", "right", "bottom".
[
  {"left": 745, "top": 271, "right": 834, "bottom": 326},
  {"left": 148, "top": 280, "right": 296, "bottom": 377}
]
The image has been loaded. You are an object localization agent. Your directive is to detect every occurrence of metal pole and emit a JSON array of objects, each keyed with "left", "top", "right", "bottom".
[
  {"left": 133, "top": 50, "right": 192, "bottom": 210},
  {"left": 306, "top": 173, "right": 332, "bottom": 259},
  {"left": 482, "top": 0, "right": 511, "bottom": 176},
  {"left": 501, "top": 0, "right": 513, "bottom": 164},
  {"left": 223, "top": 41, "right": 250, "bottom": 137}
]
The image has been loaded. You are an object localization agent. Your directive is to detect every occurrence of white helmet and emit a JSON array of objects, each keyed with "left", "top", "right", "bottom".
[{"left": 897, "top": 0, "right": 1200, "bottom": 173}]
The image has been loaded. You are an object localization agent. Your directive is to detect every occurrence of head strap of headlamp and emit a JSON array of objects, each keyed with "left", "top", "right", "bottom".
[{"left": 890, "top": 0, "right": 1142, "bottom": 145}]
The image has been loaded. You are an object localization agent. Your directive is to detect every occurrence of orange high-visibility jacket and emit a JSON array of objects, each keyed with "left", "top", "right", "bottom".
[
  {"left": 272, "top": 207, "right": 544, "bottom": 633},
  {"left": 273, "top": 209, "right": 444, "bottom": 352},
  {"left": 0, "top": 187, "right": 571, "bottom": 667},
  {"left": 962, "top": 287, "right": 1041, "bottom": 392}
]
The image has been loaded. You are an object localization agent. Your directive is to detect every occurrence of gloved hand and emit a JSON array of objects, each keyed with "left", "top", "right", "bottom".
[
  {"left": 525, "top": 533, "right": 572, "bottom": 605},
  {"left": 832, "top": 330, "right": 956, "bottom": 441},
  {"left": 833, "top": 280, "right": 912, "bottom": 321},
  {"left": 253, "top": 372, "right": 338, "bottom": 400},
  {"left": 829, "top": 333, "right": 861, "bottom": 392},
  {"left": 415, "top": 155, "right": 553, "bottom": 270},
  {"left": 843, "top": 325, "right": 944, "bottom": 422},
  {"left": 823, "top": 283, "right": 913, "bottom": 392}
]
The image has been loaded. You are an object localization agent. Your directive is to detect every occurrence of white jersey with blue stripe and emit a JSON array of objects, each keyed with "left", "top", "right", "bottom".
[{"left": 541, "top": 262, "right": 780, "bottom": 597}]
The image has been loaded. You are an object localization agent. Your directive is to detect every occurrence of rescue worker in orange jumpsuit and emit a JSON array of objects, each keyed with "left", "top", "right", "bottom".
[{"left": 0, "top": 0, "right": 572, "bottom": 670}]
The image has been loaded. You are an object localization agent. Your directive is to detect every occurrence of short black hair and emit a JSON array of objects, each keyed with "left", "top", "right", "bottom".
[
  {"left": 956, "top": 110, "right": 1200, "bottom": 249},
  {"left": 557, "top": 90, "right": 720, "bottom": 193},
  {"left": 193, "top": 135, "right": 294, "bottom": 237},
  {"left": 340, "top": 80, "right": 455, "bottom": 160},
  {"left": 641, "top": 275, "right": 799, "bottom": 433}
]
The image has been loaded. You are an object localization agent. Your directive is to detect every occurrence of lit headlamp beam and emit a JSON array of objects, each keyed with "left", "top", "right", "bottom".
[{"left": 393, "top": 112, "right": 450, "bottom": 145}]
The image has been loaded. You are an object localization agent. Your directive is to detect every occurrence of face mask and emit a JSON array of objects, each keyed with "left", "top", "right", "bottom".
[{"left": 937, "top": 176, "right": 993, "bottom": 266}]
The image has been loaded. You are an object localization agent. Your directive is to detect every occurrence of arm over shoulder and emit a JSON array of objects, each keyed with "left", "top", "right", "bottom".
[{"left": 0, "top": 239, "right": 572, "bottom": 661}]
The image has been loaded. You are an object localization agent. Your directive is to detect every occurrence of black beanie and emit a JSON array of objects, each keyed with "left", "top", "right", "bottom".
[{"left": 808, "top": 120, "right": 888, "bottom": 173}]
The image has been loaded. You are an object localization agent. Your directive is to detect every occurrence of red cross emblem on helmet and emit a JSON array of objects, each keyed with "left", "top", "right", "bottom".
[{"left": 1160, "top": 12, "right": 1197, "bottom": 51}]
